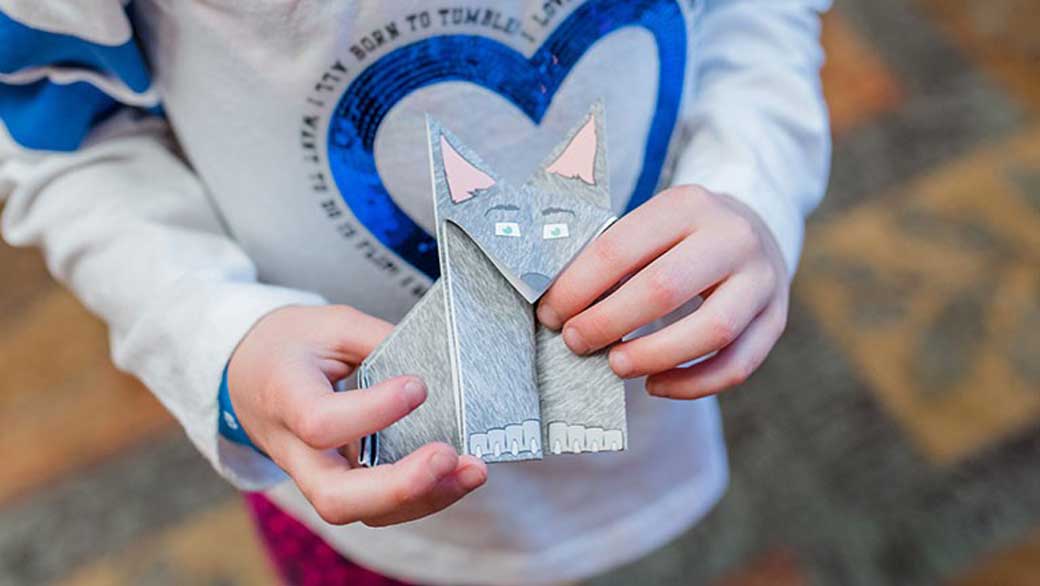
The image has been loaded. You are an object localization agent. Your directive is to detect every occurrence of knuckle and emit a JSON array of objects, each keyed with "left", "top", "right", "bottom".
[
  {"left": 760, "top": 264, "right": 780, "bottom": 294},
  {"left": 704, "top": 313, "right": 740, "bottom": 348},
  {"left": 310, "top": 488, "right": 349, "bottom": 525},
  {"left": 645, "top": 268, "right": 683, "bottom": 311},
  {"left": 723, "top": 363, "right": 753, "bottom": 390},
  {"left": 728, "top": 216, "right": 759, "bottom": 255},
  {"left": 327, "top": 305, "right": 366, "bottom": 334},
  {"left": 577, "top": 311, "right": 612, "bottom": 346},
  {"left": 314, "top": 504, "right": 340, "bottom": 525},
  {"left": 294, "top": 411, "right": 331, "bottom": 448},
  {"left": 734, "top": 361, "right": 755, "bottom": 385},
  {"left": 389, "top": 478, "right": 421, "bottom": 508},
  {"left": 330, "top": 304, "right": 361, "bottom": 321},
  {"left": 666, "top": 184, "right": 709, "bottom": 210},
  {"left": 591, "top": 235, "right": 624, "bottom": 270}
]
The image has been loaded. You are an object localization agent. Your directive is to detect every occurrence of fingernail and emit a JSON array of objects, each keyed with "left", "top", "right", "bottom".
[
  {"left": 429, "top": 451, "right": 456, "bottom": 477},
  {"left": 403, "top": 379, "right": 427, "bottom": 410},
  {"left": 563, "top": 326, "right": 589, "bottom": 355},
  {"left": 537, "top": 304, "right": 561, "bottom": 330},
  {"left": 457, "top": 465, "right": 486, "bottom": 490},
  {"left": 609, "top": 350, "right": 632, "bottom": 377}
]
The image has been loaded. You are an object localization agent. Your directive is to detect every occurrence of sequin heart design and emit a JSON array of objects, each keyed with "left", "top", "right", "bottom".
[{"left": 327, "top": 0, "right": 687, "bottom": 278}]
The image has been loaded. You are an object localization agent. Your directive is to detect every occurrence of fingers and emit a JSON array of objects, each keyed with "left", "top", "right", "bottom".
[
  {"left": 607, "top": 269, "right": 775, "bottom": 377},
  {"left": 364, "top": 455, "right": 488, "bottom": 527},
  {"left": 537, "top": 189, "right": 699, "bottom": 330},
  {"left": 286, "top": 374, "right": 428, "bottom": 450},
  {"left": 286, "top": 442, "right": 486, "bottom": 526},
  {"left": 560, "top": 234, "right": 735, "bottom": 355},
  {"left": 232, "top": 303, "right": 489, "bottom": 528},
  {"left": 645, "top": 300, "right": 787, "bottom": 399}
]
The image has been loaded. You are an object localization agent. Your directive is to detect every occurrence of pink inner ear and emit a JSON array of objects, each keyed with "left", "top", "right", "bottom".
[
  {"left": 441, "top": 135, "right": 495, "bottom": 203},
  {"left": 546, "top": 115, "right": 597, "bottom": 185}
]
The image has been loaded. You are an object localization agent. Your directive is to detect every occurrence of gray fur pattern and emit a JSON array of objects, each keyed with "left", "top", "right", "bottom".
[
  {"left": 536, "top": 326, "right": 626, "bottom": 455},
  {"left": 441, "top": 221, "right": 542, "bottom": 461},
  {"left": 358, "top": 103, "right": 626, "bottom": 465},
  {"left": 358, "top": 279, "right": 458, "bottom": 465}
]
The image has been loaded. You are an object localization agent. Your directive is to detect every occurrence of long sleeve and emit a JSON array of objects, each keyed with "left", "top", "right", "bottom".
[
  {"left": 672, "top": 0, "right": 832, "bottom": 275},
  {"left": 0, "top": 5, "right": 323, "bottom": 490}
]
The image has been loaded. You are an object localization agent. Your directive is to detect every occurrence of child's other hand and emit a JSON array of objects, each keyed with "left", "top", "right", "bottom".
[
  {"left": 537, "top": 185, "right": 789, "bottom": 400},
  {"left": 227, "top": 305, "right": 487, "bottom": 526}
]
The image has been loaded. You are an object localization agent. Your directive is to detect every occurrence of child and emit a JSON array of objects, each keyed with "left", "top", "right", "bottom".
[{"left": 0, "top": 1, "right": 831, "bottom": 584}]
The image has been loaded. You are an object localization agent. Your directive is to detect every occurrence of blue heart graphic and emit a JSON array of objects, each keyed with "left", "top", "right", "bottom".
[{"left": 327, "top": 0, "right": 686, "bottom": 278}]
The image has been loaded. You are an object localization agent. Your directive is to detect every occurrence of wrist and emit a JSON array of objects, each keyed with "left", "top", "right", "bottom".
[{"left": 217, "top": 364, "right": 267, "bottom": 457}]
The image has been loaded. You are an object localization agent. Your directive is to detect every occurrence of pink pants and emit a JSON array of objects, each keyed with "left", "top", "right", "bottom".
[{"left": 245, "top": 493, "right": 418, "bottom": 586}]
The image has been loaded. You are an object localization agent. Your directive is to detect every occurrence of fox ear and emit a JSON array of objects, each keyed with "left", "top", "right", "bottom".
[
  {"left": 544, "top": 101, "right": 607, "bottom": 187},
  {"left": 441, "top": 134, "right": 495, "bottom": 203},
  {"left": 427, "top": 117, "right": 496, "bottom": 205}
]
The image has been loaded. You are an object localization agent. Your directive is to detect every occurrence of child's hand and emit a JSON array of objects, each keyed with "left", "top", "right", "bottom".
[
  {"left": 227, "top": 305, "right": 487, "bottom": 526},
  {"left": 537, "top": 185, "right": 789, "bottom": 400}
]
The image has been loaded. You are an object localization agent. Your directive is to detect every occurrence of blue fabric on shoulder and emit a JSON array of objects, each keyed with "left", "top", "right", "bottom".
[
  {"left": 0, "top": 6, "right": 155, "bottom": 151},
  {"left": 218, "top": 365, "right": 268, "bottom": 457}
]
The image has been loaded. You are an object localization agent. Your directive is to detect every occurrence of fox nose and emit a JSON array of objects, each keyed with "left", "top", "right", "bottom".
[{"left": 521, "top": 272, "right": 551, "bottom": 296}]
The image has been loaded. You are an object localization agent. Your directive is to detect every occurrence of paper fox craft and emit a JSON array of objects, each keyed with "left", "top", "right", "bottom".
[{"left": 358, "top": 103, "right": 627, "bottom": 465}]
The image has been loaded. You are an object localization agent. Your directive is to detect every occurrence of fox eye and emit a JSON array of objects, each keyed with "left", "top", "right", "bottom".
[
  {"left": 494, "top": 222, "right": 521, "bottom": 237},
  {"left": 542, "top": 223, "right": 570, "bottom": 240}
]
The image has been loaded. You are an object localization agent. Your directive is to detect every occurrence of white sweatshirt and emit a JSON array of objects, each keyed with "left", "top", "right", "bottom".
[{"left": 0, "top": 1, "right": 831, "bottom": 584}]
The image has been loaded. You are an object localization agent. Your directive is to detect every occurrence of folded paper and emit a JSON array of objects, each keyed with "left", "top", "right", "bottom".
[{"left": 358, "top": 103, "right": 627, "bottom": 465}]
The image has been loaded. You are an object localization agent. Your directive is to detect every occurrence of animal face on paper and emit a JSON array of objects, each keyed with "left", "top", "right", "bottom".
[{"left": 430, "top": 105, "right": 616, "bottom": 303}]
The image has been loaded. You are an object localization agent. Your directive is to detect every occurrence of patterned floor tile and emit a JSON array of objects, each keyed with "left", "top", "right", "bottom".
[
  {"left": 0, "top": 435, "right": 234, "bottom": 586},
  {"left": 946, "top": 514, "right": 1040, "bottom": 585},
  {"left": 798, "top": 128, "right": 1040, "bottom": 463},
  {"left": 825, "top": 0, "right": 1023, "bottom": 219},
  {"left": 0, "top": 288, "right": 174, "bottom": 506},
  {"left": 916, "top": 0, "right": 1040, "bottom": 113},
  {"left": 820, "top": 11, "right": 905, "bottom": 136},
  {"left": 713, "top": 550, "right": 808, "bottom": 586},
  {"left": 53, "top": 502, "right": 277, "bottom": 586}
]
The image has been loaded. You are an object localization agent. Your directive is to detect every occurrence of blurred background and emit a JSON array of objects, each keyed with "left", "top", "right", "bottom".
[{"left": 1, "top": 0, "right": 1038, "bottom": 584}]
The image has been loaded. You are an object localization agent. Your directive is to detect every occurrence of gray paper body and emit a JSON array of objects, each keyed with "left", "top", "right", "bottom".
[
  {"left": 442, "top": 222, "right": 542, "bottom": 461},
  {"left": 358, "top": 281, "right": 458, "bottom": 464}
]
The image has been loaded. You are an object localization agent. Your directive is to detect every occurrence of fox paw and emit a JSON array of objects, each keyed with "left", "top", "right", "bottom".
[
  {"left": 546, "top": 422, "right": 624, "bottom": 455},
  {"left": 468, "top": 420, "right": 541, "bottom": 460}
]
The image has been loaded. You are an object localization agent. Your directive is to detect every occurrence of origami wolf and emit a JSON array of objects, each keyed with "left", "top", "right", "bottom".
[{"left": 358, "top": 104, "right": 627, "bottom": 465}]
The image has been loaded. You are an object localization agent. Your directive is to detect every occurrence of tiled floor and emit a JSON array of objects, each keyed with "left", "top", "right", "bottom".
[{"left": 1, "top": 1, "right": 1038, "bottom": 585}]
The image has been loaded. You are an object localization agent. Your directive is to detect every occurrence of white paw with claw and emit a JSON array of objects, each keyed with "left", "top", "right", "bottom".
[
  {"left": 585, "top": 428, "right": 604, "bottom": 453},
  {"left": 470, "top": 433, "right": 490, "bottom": 459},
  {"left": 602, "top": 429, "right": 624, "bottom": 451},
  {"left": 488, "top": 429, "right": 506, "bottom": 458},
  {"left": 568, "top": 425, "right": 586, "bottom": 453},
  {"left": 546, "top": 422, "right": 625, "bottom": 455},
  {"left": 468, "top": 420, "right": 542, "bottom": 460}
]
